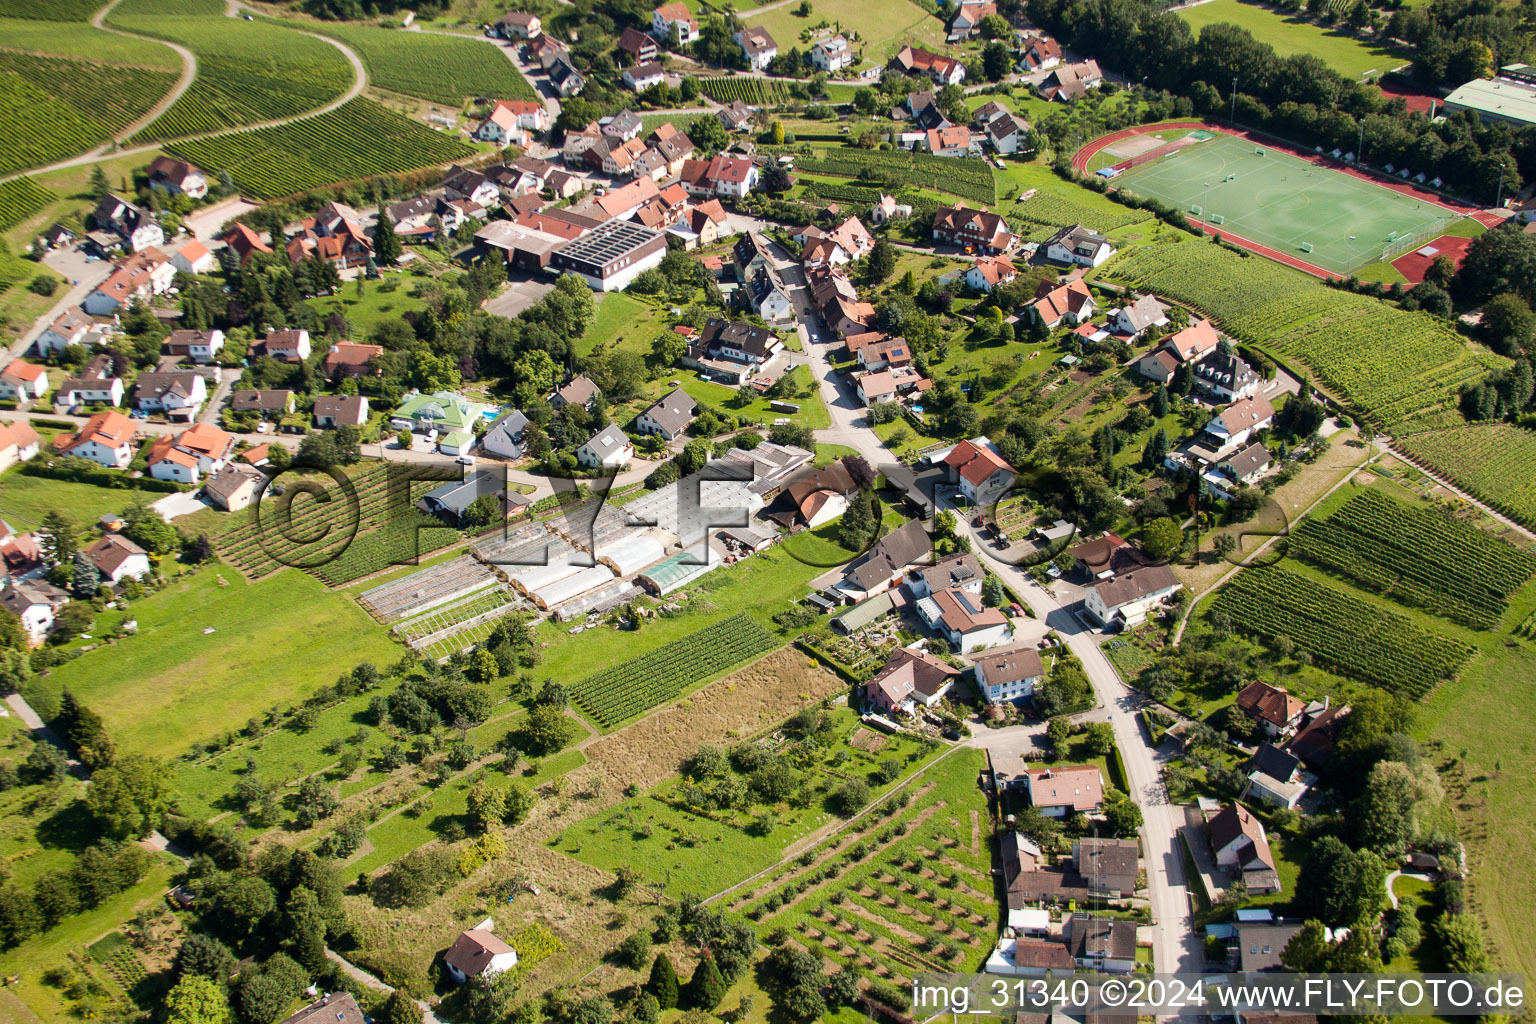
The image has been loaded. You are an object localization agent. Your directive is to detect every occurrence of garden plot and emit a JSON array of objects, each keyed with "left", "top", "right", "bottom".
[
  {"left": 802, "top": 619, "right": 904, "bottom": 674},
  {"left": 360, "top": 554, "right": 496, "bottom": 623}
]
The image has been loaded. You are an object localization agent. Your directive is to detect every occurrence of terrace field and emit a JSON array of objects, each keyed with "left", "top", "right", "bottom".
[{"left": 283, "top": 19, "right": 538, "bottom": 104}]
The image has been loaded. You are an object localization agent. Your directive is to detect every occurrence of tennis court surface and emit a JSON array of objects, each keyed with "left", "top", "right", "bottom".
[{"left": 1111, "top": 130, "right": 1465, "bottom": 275}]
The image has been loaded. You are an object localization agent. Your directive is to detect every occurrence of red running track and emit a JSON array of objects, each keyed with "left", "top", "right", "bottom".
[{"left": 1071, "top": 121, "right": 1491, "bottom": 280}]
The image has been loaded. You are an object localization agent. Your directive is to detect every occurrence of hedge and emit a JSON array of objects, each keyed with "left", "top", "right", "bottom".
[{"left": 22, "top": 461, "right": 187, "bottom": 492}]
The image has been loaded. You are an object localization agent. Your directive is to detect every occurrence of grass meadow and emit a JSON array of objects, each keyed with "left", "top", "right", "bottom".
[{"left": 1176, "top": 0, "right": 1411, "bottom": 79}]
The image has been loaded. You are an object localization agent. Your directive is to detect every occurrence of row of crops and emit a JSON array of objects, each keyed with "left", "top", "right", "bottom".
[
  {"left": 0, "top": 176, "right": 56, "bottom": 231},
  {"left": 292, "top": 19, "right": 537, "bottom": 105},
  {"left": 167, "top": 98, "right": 474, "bottom": 199},
  {"left": 1289, "top": 488, "right": 1536, "bottom": 630},
  {"left": 799, "top": 179, "right": 886, "bottom": 205},
  {"left": 109, "top": 0, "right": 355, "bottom": 142},
  {"left": 1012, "top": 190, "right": 1146, "bottom": 233},
  {"left": 0, "top": 51, "right": 176, "bottom": 137},
  {"left": 1103, "top": 237, "right": 1493, "bottom": 428},
  {"left": 699, "top": 77, "right": 792, "bottom": 106},
  {"left": 795, "top": 148, "right": 996, "bottom": 205},
  {"left": 1211, "top": 566, "right": 1475, "bottom": 697},
  {"left": 1396, "top": 422, "right": 1536, "bottom": 531},
  {"left": 569, "top": 613, "right": 780, "bottom": 728},
  {"left": 0, "top": 70, "right": 155, "bottom": 177}
]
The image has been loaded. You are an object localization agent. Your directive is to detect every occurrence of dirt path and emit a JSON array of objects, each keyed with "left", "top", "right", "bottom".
[
  {"left": 90, "top": 0, "right": 198, "bottom": 145},
  {"left": 0, "top": 1, "right": 369, "bottom": 184}
]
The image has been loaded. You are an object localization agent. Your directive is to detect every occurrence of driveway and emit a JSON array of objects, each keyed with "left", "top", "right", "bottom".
[
  {"left": 484, "top": 273, "right": 556, "bottom": 318},
  {"left": 183, "top": 197, "right": 262, "bottom": 242},
  {"left": 152, "top": 489, "right": 215, "bottom": 521}
]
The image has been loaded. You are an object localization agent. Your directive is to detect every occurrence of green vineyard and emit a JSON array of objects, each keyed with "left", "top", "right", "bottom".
[
  {"left": 0, "top": 176, "right": 57, "bottom": 231},
  {"left": 1104, "top": 237, "right": 1495, "bottom": 428},
  {"left": 167, "top": 98, "right": 474, "bottom": 199},
  {"left": 794, "top": 148, "right": 996, "bottom": 205},
  {"left": 0, "top": 0, "right": 101, "bottom": 19},
  {"left": 699, "top": 77, "right": 792, "bottom": 106},
  {"left": 293, "top": 20, "right": 537, "bottom": 105},
  {"left": 1211, "top": 566, "right": 1475, "bottom": 697},
  {"left": 0, "top": 51, "right": 177, "bottom": 140},
  {"left": 1289, "top": 488, "right": 1536, "bottom": 630},
  {"left": 110, "top": 0, "right": 355, "bottom": 142},
  {"left": 0, "top": 16, "right": 181, "bottom": 67},
  {"left": 1012, "top": 190, "right": 1146, "bottom": 233},
  {"left": 570, "top": 614, "right": 781, "bottom": 728},
  {"left": 1396, "top": 423, "right": 1536, "bottom": 531}
]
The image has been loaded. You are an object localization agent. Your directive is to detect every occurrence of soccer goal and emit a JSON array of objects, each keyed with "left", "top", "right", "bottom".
[
  {"left": 1255, "top": 147, "right": 1266, "bottom": 156},
  {"left": 1299, "top": 242, "right": 1315, "bottom": 253},
  {"left": 1210, "top": 214, "right": 1225, "bottom": 225},
  {"left": 1190, "top": 205, "right": 1203, "bottom": 216}
]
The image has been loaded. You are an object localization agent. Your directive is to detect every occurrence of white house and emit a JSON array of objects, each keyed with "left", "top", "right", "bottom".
[
  {"left": 651, "top": 1, "right": 699, "bottom": 43},
  {"left": 964, "top": 256, "right": 1017, "bottom": 293},
  {"left": 481, "top": 410, "right": 530, "bottom": 460},
  {"left": 54, "top": 355, "right": 124, "bottom": 410},
  {"left": 970, "top": 643, "right": 1045, "bottom": 704},
  {"left": 1202, "top": 394, "right": 1274, "bottom": 451},
  {"left": 146, "top": 422, "right": 232, "bottom": 483},
  {"left": 1044, "top": 223, "right": 1115, "bottom": 267},
  {"left": 261, "top": 329, "right": 311, "bottom": 362},
  {"left": 916, "top": 585, "right": 1011, "bottom": 652},
  {"left": 576, "top": 423, "right": 634, "bottom": 469},
  {"left": 942, "top": 437, "right": 1015, "bottom": 507},
  {"left": 55, "top": 411, "right": 136, "bottom": 469},
  {"left": 706, "top": 153, "right": 758, "bottom": 199},
  {"left": 0, "top": 580, "right": 68, "bottom": 643},
  {"left": 634, "top": 386, "right": 696, "bottom": 440},
  {"left": 622, "top": 62, "right": 666, "bottom": 92},
  {"left": 1083, "top": 564, "right": 1182, "bottom": 628},
  {"left": 171, "top": 239, "right": 216, "bottom": 275},
  {"left": 133, "top": 371, "right": 208, "bottom": 421},
  {"left": 735, "top": 26, "right": 777, "bottom": 70},
  {"left": 34, "top": 307, "right": 95, "bottom": 357},
  {"left": 811, "top": 34, "right": 853, "bottom": 72},
  {"left": 83, "top": 534, "right": 150, "bottom": 585},
  {"left": 164, "top": 328, "right": 225, "bottom": 364},
  {"left": 82, "top": 248, "right": 175, "bottom": 316},
  {"left": 1208, "top": 803, "right": 1281, "bottom": 893},
  {"left": 443, "top": 929, "right": 518, "bottom": 984},
  {"left": 1110, "top": 293, "right": 1169, "bottom": 338},
  {"left": 313, "top": 395, "right": 369, "bottom": 428},
  {"left": 0, "top": 361, "right": 48, "bottom": 402},
  {"left": 147, "top": 156, "right": 208, "bottom": 199}
]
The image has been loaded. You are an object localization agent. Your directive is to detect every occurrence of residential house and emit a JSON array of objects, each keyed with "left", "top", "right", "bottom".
[
  {"left": 943, "top": 437, "right": 1016, "bottom": 506},
  {"left": 132, "top": 371, "right": 207, "bottom": 421},
  {"left": 547, "top": 169, "right": 584, "bottom": 199},
  {"left": 855, "top": 365, "right": 930, "bottom": 405},
  {"left": 984, "top": 113, "right": 1030, "bottom": 155},
  {"left": 949, "top": 0, "right": 997, "bottom": 39},
  {"left": 82, "top": 247, "right": 175, "bottom": 315},
  {"left": 683, "top": 318, "right": 784, "bottom": 384},
  {"left": 91, "top": 194, "right": 162, "bottom": 252},
  {"left": 493, "top": 11, "right": 541, "bottom": 37},
  {"left": 481, "top": 410, "right": 530, "bottom": 460},
  {"left": 1194, "top": 349, "right": 1261, "bottom": 402},
  {"left": 0, "top": 361, "right": 47, "bottom": 403},
  {"left": 1287, "top": 700, "right": 1350, "bottom": 769},
  {"left": 1025, "top": 765, "right": 1104, "bottom": 816},
  {"left": 1019, "top": 35, "right": 1061, "bottom": 71},
  {"left": 970, "top": 643, "right": 1044, "bottom": 704},
  {"left": 551, "top": 219, "right": 667, "bottom": 291},
  {"left": 1044, "top": 223, "right": 1115, "bottom": 267},
  {"left": 1220, "top": 442, "right": 1272, "bottom": 486},
  {"left": 1070, "top": 532, "right": 1149, "bottom": 579},
  {"left": 918, "top": 585, "right": 1011, "bottom": 652},
  {"left": 869, "top": 193, "right": 912, "bottom": 225},
  {"left": 550, "top": 375, "right": 600, "bottom": 411},
  {"left": 837, "top": 519, "right": 931, "bottom": 600},
  {"left": 1208, "top": 803, "right": 1282, "bottom": 893},
  {"left": 259, "top": 329, "right": 311, "bottom": 362},
  {"left": 746, "top": 265, "right": 795, "bottom": 323},
  {"left": 864, "top": 646, "right": 961, "bottom": 716},
  {"left": 476, "top": 103, "right": 529, "bottom": 147},
  {"left": 1040, "top": 60, "right": 1103, "bottom": 101},
  {"left": 1235, "top": 921, "right": 1304, "bottom": 972},
  {"left": 623, "top": 62, "right": 666, "bottom": 92},
  {"left": 392, "top": 390, "right": 494, "bottom": 434},
  {"left": 146, "top": 422, "right": 232, "bottom": 483},
  {"left": 576, "top": 423, "right": 634, "bottom": 469},
  {"left": 82, "top": 534, "right": 150, "bottom": 585},
  {"left": 1065, "top": 915, "right": 1138, "bottom": 973},
  {"left": 932, "top": 203, "right": 1013, "bottom": 252},
  {"left": 221, "top": 223, "right": 272, "bottom": 266},
  {"left": 163, "top": 328, "right": 225, "bottom": 364},
  {"left": 1164, "top": 318, "right": 1222, "bottom": 362},
  {"left": 1202, "top": 394, "right": 1274, "bottom": 451},
  {"left": 229, "top": 390, "right": 295, "bottom": 417},
  {"left": 717, "top": 100, "right": 756, "bottom": 132},
  {"left": 598, "top": 112, "right": 644, "bottom": 143},
  {"left": 856, "top": 337, "right": 911, "bottom": 372},
  {"left": 775, "top": 459, "right": 857, "bottom": 528},
  {"left": 53, "top": 411, "right": 136, "bottom": 469},
  {"left": 651, "top": 2, "right": 699, "bottom": 43},
  {"left": 286, "top": 217, "right": 372, "bottom": 270},
  {"left": 529, "top": 32, "right": 568, "bottom": 67},
  {"left": 419, "top": 470, "right": 527, "bottom": 525},
  {"left": 314, "top": 395, "right": 370, "bottom": 428},
  {"left": 205, "top": 464, "right": 263, "bottom": 512},
  {"left": 0, "top": 421, "right": 40, "bottom": 469},
  {"left": 1074, "top": 837, "right": 1140, "bottom": 897},
  {"left": 895, "top": 45, "right": 966, "bottom": 84},
  {"left": 633, "top": 386, "right": 697, "bottom": 440},
  {"left": 1244, "top": 743, "right": 1308, "bottom": 810},
  {"left": 39, "top": 223, "right": 74, "bottom": 251},
  {"left": 619, "top": 26, "right": 659, "bottom": 63},
  {"left": 1082, "top": 564, "right": 1181, "bottom": 628},
  {"left": 146, "top": 155, "right": 208, "bottom": 198},
  {"left": 811, "top": 34, "right": 853, "bottom": 71},
  {"left": 927, "top": 124, "right": 981, "bottom": 157},
  {"left": 385, "top": 195, "right": 437, "bottom": 237},
  {"left": 733, "top": 232, "right": 777, "bottom": 281},
  {"left": 0, "top": 580, "right": 69, "bottom": 642},
  {"left": 705, "top": 153, "right": 758, "bottom": 198},
  {"left": 1111, "top": 294, "right": 1169, "bottom": 338},
  {"left": 735, "top": 26, "right": 777, "bottom": 69},
  {"left": 323, "top": 341, "right": 383, "bottom": 380},
  {"left": 442, "top": 166, "right": 501, "bottom": 208},
  {"left": 443, "top": 929, "right": 518, "bottom": 984},
  {"left": 34, "top": 307, "right": 94, "bottom": 357},
  {"left": 54, "top": 355, "right": 125, "bottom": 410},
  {"left": 172, "top": 239, "right": 215, "bottom": 275},
  {"left": 1236, "top": 681, "right": 1305, "bottom": 739},
  {"left": 965, "top": 256, "right": 1018, "bottom": 292},
  {"left": 907, "top": 552, "right": 982, "bottom": 599},
  {"left": 1031, "top": 278, "right": 1100, "bottom": 327},
  {"left": 0, "top": 527, "right": 42, "bottom": 576}
]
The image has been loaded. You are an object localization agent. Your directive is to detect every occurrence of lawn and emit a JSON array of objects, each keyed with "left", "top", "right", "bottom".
[
  {"left": 1177, "top": 0, "right": 1411, "bottom": 79},
  {"left": 0, "top": 471, "right": 169, "bottom": 532},
  {"left": 23, "top": 564, "right": 400, "bottom": 757},
  {"left": 744, "top": 0, "right": 946, "bottom": 70},
  {"left": 307, "top": 271, "right": 432, "bottom": 336},
  {"left": 576, "top": 292, "right": 661, "bottom": 359},
  {"left": 679, "top": 365, "right": 832, "bottom": 430},
  {"left": 551, "top": 704, "right": 947, "bottom": 896}
]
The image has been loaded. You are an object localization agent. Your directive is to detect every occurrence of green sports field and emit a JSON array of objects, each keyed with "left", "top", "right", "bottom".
[{"left": 1111, "top": 130, "right": 1464, "bottom": 274}]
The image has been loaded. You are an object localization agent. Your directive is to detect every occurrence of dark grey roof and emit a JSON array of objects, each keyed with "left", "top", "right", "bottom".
[
  {"left": 421, "top": 470, "right": 504, "bottom": 517},
  {"left": 485, "top": 409, "right": 529, "bottom": 456},
  {"left": 847, "top": 519, "right": 931, "bottom": 591},
  {"left": 1068, "top": 914, "right": 1137, "bottom": 960},
  {"left": 638, "top": 386, "right": 696, "bottom": 435},
  {"left": 278, "top": 994, "right": 365, "bottom": 1024},
  {"left": 1250, "top": 742, "right": 1300, "bottom": 782}
]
